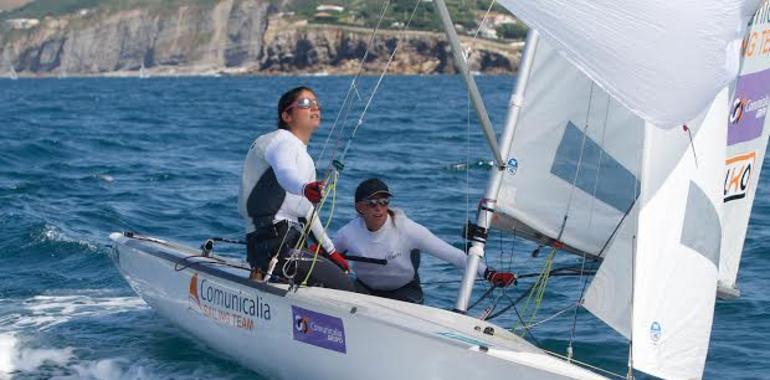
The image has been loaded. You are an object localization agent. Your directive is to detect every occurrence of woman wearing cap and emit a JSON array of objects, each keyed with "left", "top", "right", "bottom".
[
  {"left": 333, "top": 178, "right": 516, "bottom": 303},
  {"left": 239, "top": 86, "right": 351, "bottom": 288}
]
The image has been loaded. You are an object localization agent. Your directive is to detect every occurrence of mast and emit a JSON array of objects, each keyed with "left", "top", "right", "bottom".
[
  {"left": 433, "top": 0, "right": 540, "bottom": 312},
  {"left": 433, "top": 0, "right": 504, "bottom": 167}
]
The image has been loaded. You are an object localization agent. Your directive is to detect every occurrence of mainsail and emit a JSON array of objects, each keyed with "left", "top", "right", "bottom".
[{"left": 719, "top": 1, "right": 770, "bottom": 298}]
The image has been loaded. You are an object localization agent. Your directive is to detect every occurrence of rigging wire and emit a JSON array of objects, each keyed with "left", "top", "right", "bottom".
[
  {"left": 567, "top": 83, "right": 606, "bottom": 360},
  {"left": 287, "top": 0, "right": 425, "bottom": 287},
  {"left": 316, "top": 0, "right": 393, "bottom": 167},
  {"left": 275, "top": 1, "right": 395, "bottom": 286},
  {"left": 321, "top": 0, "right": 424, "bottom": 176}
]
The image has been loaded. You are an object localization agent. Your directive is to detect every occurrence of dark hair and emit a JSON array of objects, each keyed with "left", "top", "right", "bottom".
[{"left": 277, "top": 86, "right": 316, "bottom": 130}]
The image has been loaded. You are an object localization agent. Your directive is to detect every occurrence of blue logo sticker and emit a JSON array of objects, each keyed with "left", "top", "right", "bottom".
[
  {"left": 507, "top": 158, "right": 519, "bottom": 175},
  {"left": 650, "top": 321, "right": 662, "bottom": 343},
  {"left": 292, "top": 306, "right": 346, "bottom": 353}
]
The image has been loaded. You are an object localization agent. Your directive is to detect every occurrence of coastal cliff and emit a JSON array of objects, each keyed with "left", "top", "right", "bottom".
[{"left": 0, "top": 0, "right": 520, "bottom": 77}]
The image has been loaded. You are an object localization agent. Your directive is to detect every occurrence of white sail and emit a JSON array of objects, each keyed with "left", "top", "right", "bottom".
[
  {"left": 719, "top": 0, "right": 770, "bottom": 298},
  {"left": 496, "top": 0, "right": 758, "bottom": 126},
  {"left": 4, "top": 52, "right": 17, "bottom": 80},
  {"left": 492, "top": 40, "right": 644, "bottom": 258},
  {"left": 490, "top": 37, "right": 644, "bottom": 337},
  {"left": 632, "top": 89, "right": 728, "bottom": 379}
]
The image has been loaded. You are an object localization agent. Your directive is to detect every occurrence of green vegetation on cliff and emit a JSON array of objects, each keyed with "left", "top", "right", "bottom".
[
  {"left": 1, "top": 0, "right": 220, "bottom": 20},
  {"left": 2, "top": 0, "right": 522, "bottom": 36},
  {"left": 283, "top": 0, "right": 511, "bottom": 32}
]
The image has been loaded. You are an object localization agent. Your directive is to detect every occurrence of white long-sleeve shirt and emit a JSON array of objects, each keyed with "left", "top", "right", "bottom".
[
  {"left": 239, "top": 129, "right": 335, "bottom": 252},
  {"left": 333, "top": 209, "right": 487, "bottom": 291}
]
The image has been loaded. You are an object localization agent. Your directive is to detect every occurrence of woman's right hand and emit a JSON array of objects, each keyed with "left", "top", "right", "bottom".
[
  {"left": 303, "top": 181, "right": 324, "bottom": 203},
  {"left": 327, "top": 251, "right": 350, "bottom": 272}
]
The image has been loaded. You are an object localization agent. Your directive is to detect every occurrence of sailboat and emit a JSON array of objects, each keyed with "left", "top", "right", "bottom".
[
  {"left": 109, "top": 1, "right": 765, "bottom": 379},
  {"left": 139, "top": 62, "right": 149, "bottom": 79},
  {"left": 4, "top": 53, "right": 17, "bottom": 80}
]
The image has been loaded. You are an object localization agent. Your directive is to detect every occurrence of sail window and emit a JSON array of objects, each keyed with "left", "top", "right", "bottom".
[
  {"left": 680, "top": 182, "right": 722, "bottom": 267},
  {"left": 550, "top": 121, "right": 639, "bottom": 212}
]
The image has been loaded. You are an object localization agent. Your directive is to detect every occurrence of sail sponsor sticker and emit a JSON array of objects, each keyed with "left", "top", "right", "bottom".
[
  {"left": 187, "top": 273, "right": 271, "bottom": 331},
  {"left": 724, "top": 151, "right": 757, "bottom": 203},
  {"left": 728, "top": 69, "right": 770, "bottom": 146},
  {"left": 292, "top": 306, "right": 346, "bottom": 353}
]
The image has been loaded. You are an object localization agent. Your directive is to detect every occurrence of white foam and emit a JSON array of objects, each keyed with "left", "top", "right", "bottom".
[
  {"left": 0, "top": 332, "right": 75, "bottom": 376},
  {"left": 0, "top": 294, "right": 147, "bottom": 332},
  {"left": 0, "top": 334, "right": 151, "bottom": 380},
  {"left": 98, "top": 174, "right": 115, "bottom": 183},
  {"left": 38, "top": 224, "right": 100, "bottom": 252},
  {"left": 60, "top": 358, "right": 140, "bottom": 380}
]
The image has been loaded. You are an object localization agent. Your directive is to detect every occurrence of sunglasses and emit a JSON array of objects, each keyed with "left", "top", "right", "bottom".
[
  {"left": 284, "top": 97, "right": 321, "bottom": 112},
  {"left": 363, "top": 198, "right": 390, "bottom": 207}
]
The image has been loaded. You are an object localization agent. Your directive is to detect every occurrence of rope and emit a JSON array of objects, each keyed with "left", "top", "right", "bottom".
[
  {"left": 289, "top": 0, "right": 426, "bottom": 286},
  {"left": 511, "top": 247, "right": 556, "bottom": 334},
  {"left": 513, "top": 302, "right": 576, "bottom": 331},
  {"left": 299, "top": 174, "right": 339, "bottom": 286},
  {"left": 510, "top": 299, "right": 540, "bottom": 345},
  {"left": 469, "top": 285, "right": 498, "bottom": 311}
]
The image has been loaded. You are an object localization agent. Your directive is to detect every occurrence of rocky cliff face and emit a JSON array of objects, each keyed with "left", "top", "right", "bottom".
[
  {"left": 0, "top": 1, "right": 519, "bottom": 76},
  {"left": 258, "top": 20, "right": 518, "bottom": 75}
]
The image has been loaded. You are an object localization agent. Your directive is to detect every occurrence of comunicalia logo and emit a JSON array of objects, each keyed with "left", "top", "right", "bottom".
[
  {"left": 295, "top": 314, "right": 310, "bottom": 334},
  {"left": 730, "top": 97, "right": 747, "bottom": 124}
]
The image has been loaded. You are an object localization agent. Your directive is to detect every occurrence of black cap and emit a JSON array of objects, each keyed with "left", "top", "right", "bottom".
[{"left": 355, "top": 178, "right": 392, "bottom": 202}]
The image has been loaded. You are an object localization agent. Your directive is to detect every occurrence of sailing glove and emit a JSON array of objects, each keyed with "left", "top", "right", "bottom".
[
  {"left": 307, "top": 242, "right": 324, "bottom": 255},
  {"left": 307, "top": 243, "right": 350, "bottom": 273},
  {"left": 328, "top": 251, "right": 350, "bottom": 273},
  {"left": 485, "top": 269, "right": 517, "bottom": 287},
  {"left": 303, "top": 181, "right": 324, "bottom": 203}
]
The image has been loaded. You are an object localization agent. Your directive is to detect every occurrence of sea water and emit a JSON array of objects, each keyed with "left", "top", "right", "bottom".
[{"left": 1, "top": 76, "right": 768, "bottom": 379}]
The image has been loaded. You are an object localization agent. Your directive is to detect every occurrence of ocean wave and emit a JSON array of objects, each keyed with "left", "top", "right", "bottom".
[
  {"left": 34, "top": 224, "right": 100, "bottom": 254},
  {"left": 0, "top": 333, "right": 151, "bottom": 380},
  {"left": 0, "top": 332, "right": 75, "bottom": 377},
  {"left": 0, "top": 294, "right": 147, "bottom": 332}
]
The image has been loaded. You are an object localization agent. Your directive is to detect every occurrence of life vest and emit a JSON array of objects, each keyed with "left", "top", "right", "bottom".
[{"left": 239, "top": 130, "right": 286, "bottom": 233}]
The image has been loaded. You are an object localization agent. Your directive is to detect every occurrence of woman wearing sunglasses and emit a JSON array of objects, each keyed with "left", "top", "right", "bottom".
[
  {"left": 239, "top": 86, "right": 351, "bottom": 288},
  {"left": 333, "top": 178, "right": 516, "bottom": 304}
]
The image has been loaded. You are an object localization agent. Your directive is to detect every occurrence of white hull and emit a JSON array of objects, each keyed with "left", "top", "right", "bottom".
[{"left": 109, "top": 232, "right": 604, "bottom": 379}]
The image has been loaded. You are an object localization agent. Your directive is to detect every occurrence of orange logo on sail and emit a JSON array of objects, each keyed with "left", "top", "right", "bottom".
[
  {"left": 724, "top": 151, "right": 757, "bottom": 203},
  {"left": 189, "top": 273, "right": 200, "bottom": 307}
]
